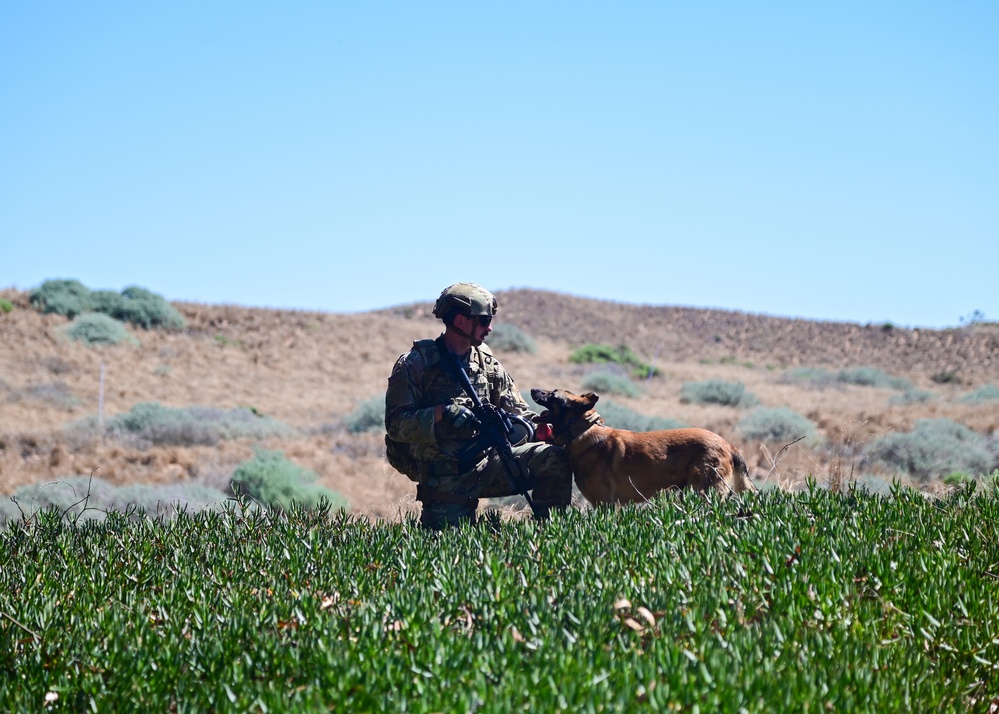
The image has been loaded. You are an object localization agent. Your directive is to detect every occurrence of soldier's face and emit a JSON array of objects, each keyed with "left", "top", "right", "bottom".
[
  {"left": 472, "top": 314, "right": 492, "bottom": 337},
  {"left": 457, "top": 314, "right": 492, "bottom": 344}
]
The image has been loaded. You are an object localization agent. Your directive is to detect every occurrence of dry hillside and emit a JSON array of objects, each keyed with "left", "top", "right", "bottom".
[{"left": 2, "top": 287, "right": 998, "bottom": 520}]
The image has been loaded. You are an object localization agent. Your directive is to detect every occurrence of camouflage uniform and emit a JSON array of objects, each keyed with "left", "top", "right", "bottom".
[{"left": 385, "top": 337, "right": 572, "bottom": 529}]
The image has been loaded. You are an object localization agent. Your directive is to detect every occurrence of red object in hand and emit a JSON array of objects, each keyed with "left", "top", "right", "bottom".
[{"left": 534, "top": 422, "right": 553, "bottom": 442}]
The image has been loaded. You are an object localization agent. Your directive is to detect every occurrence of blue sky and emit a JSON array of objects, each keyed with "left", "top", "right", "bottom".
[{"left": 2, "top": 2, "right": 996, "bottom": 328}]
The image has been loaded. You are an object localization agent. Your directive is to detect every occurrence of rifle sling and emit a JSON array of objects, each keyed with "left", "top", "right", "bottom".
[{"left": 435, "top": 336, "right": 476, "bottom": 403}]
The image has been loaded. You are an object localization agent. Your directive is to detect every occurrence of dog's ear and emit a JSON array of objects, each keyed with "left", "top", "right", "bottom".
[{"left": 582, "top": 392, "right": 599, "bottom": 408}]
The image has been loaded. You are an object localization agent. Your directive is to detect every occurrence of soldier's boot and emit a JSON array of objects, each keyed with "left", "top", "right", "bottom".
[{"left": 416, "top": 480, "right": 479, "bottom": 530}]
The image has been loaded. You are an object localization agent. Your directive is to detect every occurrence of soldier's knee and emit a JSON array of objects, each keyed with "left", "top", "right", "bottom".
[{"left": 529, "top": 443, "right": 571, "bottom": 477}]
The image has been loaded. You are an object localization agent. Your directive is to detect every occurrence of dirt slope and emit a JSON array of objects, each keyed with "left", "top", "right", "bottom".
[{"left": 2, "top": 287, "right": 998, "bottom": 520}]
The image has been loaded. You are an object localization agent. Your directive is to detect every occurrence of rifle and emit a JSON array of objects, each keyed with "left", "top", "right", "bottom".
[{"left": 436, "top": 338, "right": 544, "bottom": 519}]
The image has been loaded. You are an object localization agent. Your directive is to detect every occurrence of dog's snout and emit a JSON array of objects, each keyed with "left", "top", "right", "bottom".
[{"left": 530, "top": 388, "right": 550, "bottom": 404}]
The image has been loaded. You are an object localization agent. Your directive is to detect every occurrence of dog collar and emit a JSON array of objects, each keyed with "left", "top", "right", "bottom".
[{"left": 553, "top": 411, "right": 604, "bottom": 448}]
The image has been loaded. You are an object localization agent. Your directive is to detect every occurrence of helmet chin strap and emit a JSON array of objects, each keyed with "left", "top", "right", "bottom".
[{"left": 447, "top": 318, "right": 483, "bottom": 347}]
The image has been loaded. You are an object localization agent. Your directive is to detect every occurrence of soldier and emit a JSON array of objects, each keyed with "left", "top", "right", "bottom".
[{"left": 385, "top": 283, "right": 572, "bottom": 529}]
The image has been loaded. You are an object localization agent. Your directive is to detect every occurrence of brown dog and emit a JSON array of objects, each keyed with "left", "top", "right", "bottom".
[{"left": 530, "top": 388, "right": 752, "bottom": 505}]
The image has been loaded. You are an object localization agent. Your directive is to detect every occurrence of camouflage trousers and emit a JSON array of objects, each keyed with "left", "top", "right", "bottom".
[{"left": 418, "top": 441, "right": 572, "bottom": 529}]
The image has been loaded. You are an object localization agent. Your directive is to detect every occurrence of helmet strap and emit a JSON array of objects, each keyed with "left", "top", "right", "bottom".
[{"left": 447, "top": 316, "right": 483, "bottom": 347}]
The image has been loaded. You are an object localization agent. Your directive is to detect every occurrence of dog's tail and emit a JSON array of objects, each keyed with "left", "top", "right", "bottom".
[{"left": 732, "top": 450, "right": 755, "bottom": 492}]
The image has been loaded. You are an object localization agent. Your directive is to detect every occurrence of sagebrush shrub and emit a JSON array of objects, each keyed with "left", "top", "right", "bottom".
[
  {"left": 89, "top": 290, "right": 125, "bottom": 315},
  {"left": 62, "top": 313, "right": 138, "bottom": 346},
  {"left": 569, "top": 343, "right": 658, "bottom": 379},
  {"left": 112, "top": 483, "right": 230, "bottom": 516},
  {"left": 344, "top": 396, "right": 385, "bottom": 434},
  {"left": 782, "top": 368, "right": 839, "bottom": 389},
  {"left": 786, "top": 366, "right": 911, "bottom": 391},
  {"left": 581, "top": 370, "right": 642, "bottom": 398},
  {"left": 486, "top": 323, "right": 537, "bottom": 354},
  {"left": 0, "top": 476, "right": 227, "bottom": 525},
  {"left": 942, "top": 472, "right": 975, "bottom": 487},
  {"left": 92, "top": 285, "right": 186, "bottom": 329},
  {"left": 889, "top": 389, "right": 936, "bottom": 406},
  {"left": 836, "top": 366, "right": 911, "bottom": 390},
  {"left": 863, "top": 419, "right": 999, "bottom": 482},
  {"left": 737, "top": 406, "right": 818, "bottom": 445},
  {"left": 97, "top": 402, "right": 294, "bottom": 446},
  {"left": 230, "top": 449, "right": 348, "bottom": 512},
  {"left": 570, "top": 343, "right": 622, "bottom": 364},
  {"left": 30, "top": 279, "right": 93, "bottom": 318},
  {"left": 0, "top": 298, "right": 12, "bottom": 314},
  {"left": 29, "top": 279, "right": 185, "bottom": 329},
  {"left": 960, "top": 384, "right": 999, "bottom": 403},
  {"left": 108, "top": 285, "right": 186, "bottom": 329},
  {"left": 596, "top": 400, "right": 684, "bottom": 431},
  {"left": 680, "top": 380, "right": 758, "bottom": 408},
  {"left": 25, "top": 382, "right": 78, "bottom": 408},
  {"left": 1, "top": 476, "right": 118, "bottom": 524}
]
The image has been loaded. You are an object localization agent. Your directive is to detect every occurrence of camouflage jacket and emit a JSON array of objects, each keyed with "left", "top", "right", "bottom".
[{"left": 385, "top": 336, "right": 536, "bottom": 464}]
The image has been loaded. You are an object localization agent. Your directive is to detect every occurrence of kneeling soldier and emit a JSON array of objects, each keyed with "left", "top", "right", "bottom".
[{"left": 385, "top": 283, "right": 572, "bottom": 529}]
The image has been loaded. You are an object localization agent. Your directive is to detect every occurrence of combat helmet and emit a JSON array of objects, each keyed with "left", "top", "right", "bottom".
[{"left": 433, "top": 283, "right": 498, "bottom": 322}]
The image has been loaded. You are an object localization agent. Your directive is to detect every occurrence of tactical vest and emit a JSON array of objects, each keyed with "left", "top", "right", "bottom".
[{"left": 385, "top": 339, "right": 505, "bottom": 480}]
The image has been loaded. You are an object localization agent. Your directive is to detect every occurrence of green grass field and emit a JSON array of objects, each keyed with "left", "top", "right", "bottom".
[{"left": 2, "top": 486, "right": 998, "bottom": 712}]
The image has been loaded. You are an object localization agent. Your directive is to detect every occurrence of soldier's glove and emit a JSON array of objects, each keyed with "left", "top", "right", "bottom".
[{"left": 439, "top": 403, "right": 480, "bottom": 440}]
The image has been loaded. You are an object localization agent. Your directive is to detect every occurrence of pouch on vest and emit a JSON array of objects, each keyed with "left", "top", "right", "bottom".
[{"left": 385, "top": 434, "right": 421, "bottom": 482}]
